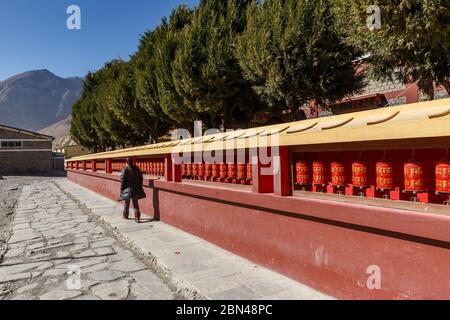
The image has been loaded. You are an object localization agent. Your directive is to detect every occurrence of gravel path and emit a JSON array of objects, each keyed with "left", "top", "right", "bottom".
[{"left": 0, "top": 178, "right": 176, "bottom": 300}]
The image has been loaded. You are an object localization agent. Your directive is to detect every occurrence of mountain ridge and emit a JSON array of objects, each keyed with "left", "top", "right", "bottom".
[
  {"left": 0, "top": 69, "right": 83, "bottom": 132},
  {"left": 38, "top": 116, "right": 74, "bottom": 149}
]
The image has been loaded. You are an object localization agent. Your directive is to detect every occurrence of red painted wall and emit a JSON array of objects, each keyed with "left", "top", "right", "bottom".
[
  {"left": 67, "top": 170, "right": 450, "bottom": 300},
  {"left": 67, "top": 171, "right": 159, "bottom": 218}
]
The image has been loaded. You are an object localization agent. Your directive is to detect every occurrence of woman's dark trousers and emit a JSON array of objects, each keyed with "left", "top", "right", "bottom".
[{"left": 124, "top": 197, "right": 140, "bottom": 214}]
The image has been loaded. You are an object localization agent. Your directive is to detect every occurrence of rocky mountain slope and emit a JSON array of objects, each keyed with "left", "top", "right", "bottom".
[
  {"left": 38, "top": 116, "right": 74, "bottom": 149},
  {"left": 0, "top": 70, "right": 83, "bottom": 131}
]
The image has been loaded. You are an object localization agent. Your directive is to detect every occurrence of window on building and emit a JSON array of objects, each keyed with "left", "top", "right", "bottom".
[{"left": 0, "top": 141, "right": 23, "bottom": 148}]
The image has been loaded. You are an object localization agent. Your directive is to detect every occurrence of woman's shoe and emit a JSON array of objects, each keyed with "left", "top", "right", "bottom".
[
  {"left": 123, "top": 211, "right": 129, "bottom": 220},
  {"left": 135, "top": 211, "right": 141, "bottom": 223}
]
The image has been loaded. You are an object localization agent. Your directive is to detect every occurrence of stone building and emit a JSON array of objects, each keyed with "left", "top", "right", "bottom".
[{"left": 0, "top": 124, "right": 54, "bottom": 175}]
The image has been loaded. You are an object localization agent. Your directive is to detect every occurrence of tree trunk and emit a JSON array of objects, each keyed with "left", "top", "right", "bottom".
[
  {"left": 419, "top": 76, "right": 435, "bottom": 101},
  {"left": 422, "top": 87, "right": 435, "bottom": 101},
  {"left": 443, "top": 81, "right": 450, "bottom": 96}
]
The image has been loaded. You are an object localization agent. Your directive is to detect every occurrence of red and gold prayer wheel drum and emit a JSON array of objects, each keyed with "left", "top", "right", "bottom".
[
  {"left": 312, "top": 161, "right": 326, "bottom": 185},
  {"left": 331, "top": 162, "right": 346, "bottom": 187},
  {"left": 205, "top": 163, "right": 212, "bottom": 178},
  {"left": 212, "top": 163, "right": 219, "bottom": 178},
  {"left": 159, "top": 162, "right": 165, "bottom": 175},
  {"left": 143, "top": 162, "right": 148, "bottom": 175},
  {"left": 404, "top": 161, "right": 425, "bottom": 192},
  {"left": 246, "top": 163, "right": 253, "bottom": 180},
  {"left": 436, "top": 161, "right": 450, "bottom": 194},
  {"left": 181, "top": 164, "right": 186, "bottom": 177},
  {"left": 192, "top": 163, "right": 198, "bottom": 177},
  {"left": 237, "top": 164, "right": 246, "bottom": 179},
  {"left": 150, "top": 162, "right": 155, "bottom": 175},
  {"left": 228, "top": 163, "right": 237, "bottom": 179},
  {"left": 352, "top": 161, "right": 368, "bottom": 187},
  {"left": 376, "top": 161, "right": 394, "bottom": 190},
  {"left": 219, "top": 164, "right": 228, "bottom": 179},
  {"left": 186, "top": 163, "right": 192, "bottom": 177},
  {"left": 198, "top": 163, "right": 205, "bottom": 178},
  {"left": 296, "top": 161, "right": 311, "bottom": 185}
]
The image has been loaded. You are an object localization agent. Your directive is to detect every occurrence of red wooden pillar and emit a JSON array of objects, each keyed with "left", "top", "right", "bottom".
[
  {"left": 251, "top": 147, "right": 274, "bottom": 194},
  {"left": 165, "top": 154, "right": 173, "bottom": 182},
  {"left": 274, "top": 146, "right": 293, "bottom": 196},
  {"left": 106, "top": 159, "right": 112, "bottom": 174},
  {"left": 92, "top": 160, "right": 97, "bottom": 172},
  {"left": 172, "top": 155, "right": 182, "bottom": 183}
]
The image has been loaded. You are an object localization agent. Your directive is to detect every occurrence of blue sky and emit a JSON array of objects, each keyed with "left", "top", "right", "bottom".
[{"left": 0, "top": 0, "right": 198, "bottom": 80}]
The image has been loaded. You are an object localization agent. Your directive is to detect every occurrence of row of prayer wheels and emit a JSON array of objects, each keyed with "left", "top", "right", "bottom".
[
  {"left": 296, "top": 160, "right": 450, "bottom": 194},
  {"left": 181, "top": 163, "right": 253, "bottom": 182},
  {"left": 137, "top": 161, "right": 165, "bottom": 176}
]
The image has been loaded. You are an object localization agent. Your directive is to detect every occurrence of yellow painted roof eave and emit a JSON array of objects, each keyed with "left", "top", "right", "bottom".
[{"left": 69, "top": 98, "right": 450, "bottom": 162}]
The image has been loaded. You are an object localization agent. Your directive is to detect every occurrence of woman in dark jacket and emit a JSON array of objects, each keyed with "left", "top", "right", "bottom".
[{"left": 120, "top": 157, "right": 146, "bottom": 223}]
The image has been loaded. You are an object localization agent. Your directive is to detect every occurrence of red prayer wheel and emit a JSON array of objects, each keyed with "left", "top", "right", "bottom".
[
  {"left": 152, "top": 162, "right": 156, "bottom": 175},
  {"left": 312, "top": 161, "right": 326, "bottom": 185},
  {"left": 436, "top": 161, "right": 450, "bottom": 194},
  {"left": 376, "top": 161, "right": 394, "bottom": 190},
  {"left": 404, "top": 161, "right": 425, "bottom": 192},
  {"left": 198, "top": 163, "right": 205, "bottom": 177},
  {"left": 192, "top": 163, "right": 198, "bottom": 177},
  {"left": 219, "top": 164, "right": 228, "bottom": 179},
  {"left": 181, "top": 163, "right": 186, "bottom": 177},
  {"left": 212, "top": 163, "right": 219, "bottom": 178},
  {"left": 246, "top": 163, "right": 253, "bottom": 181},
  {"left": 331, "top": 162, "right": 346, "bottom": 187},
  {"left": 296, "top": 161, "right": 311, "bottom": 185},
  {"left": 159, "top": 162, "right": 164, "bottom": 175},
  {"left": 352, "top": 161, "right": 369, "bottom": 188},
  {"left": 186, "top": 163, "right": 192, "bottom": 177},
  {"left": 205, "top": 164, "right": 212, "bottom": 178},
  {"left": 228, "top": 163, "right": 237, "bottom": 179},
  {"left": 237, "top": 164, "right": 246, "bottom": 179},
  {"left": 149, "top": 162, "right": 154, "bottom": 175}
]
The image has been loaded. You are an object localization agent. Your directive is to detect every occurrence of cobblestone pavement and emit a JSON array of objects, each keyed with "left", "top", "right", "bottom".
[{"left": 0, "top": 179, "right": 176, "bottom": 300}]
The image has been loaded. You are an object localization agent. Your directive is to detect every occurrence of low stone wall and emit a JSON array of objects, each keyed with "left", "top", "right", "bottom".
[{"left": 68, "top": 169, "right": 450, "bottom": 300}]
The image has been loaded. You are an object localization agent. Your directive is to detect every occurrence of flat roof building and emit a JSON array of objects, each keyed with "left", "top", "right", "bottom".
[{"left": 0, "top": 124, "right": 54, "bottom": 175}]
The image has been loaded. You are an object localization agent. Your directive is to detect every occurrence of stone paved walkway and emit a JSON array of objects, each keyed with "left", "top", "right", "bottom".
[
  {"left": 0, "top": 181, "right": 176, "bottom": 300},
  {"left": 57, "top": 179, "right": 332, "bottom": 300}
]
